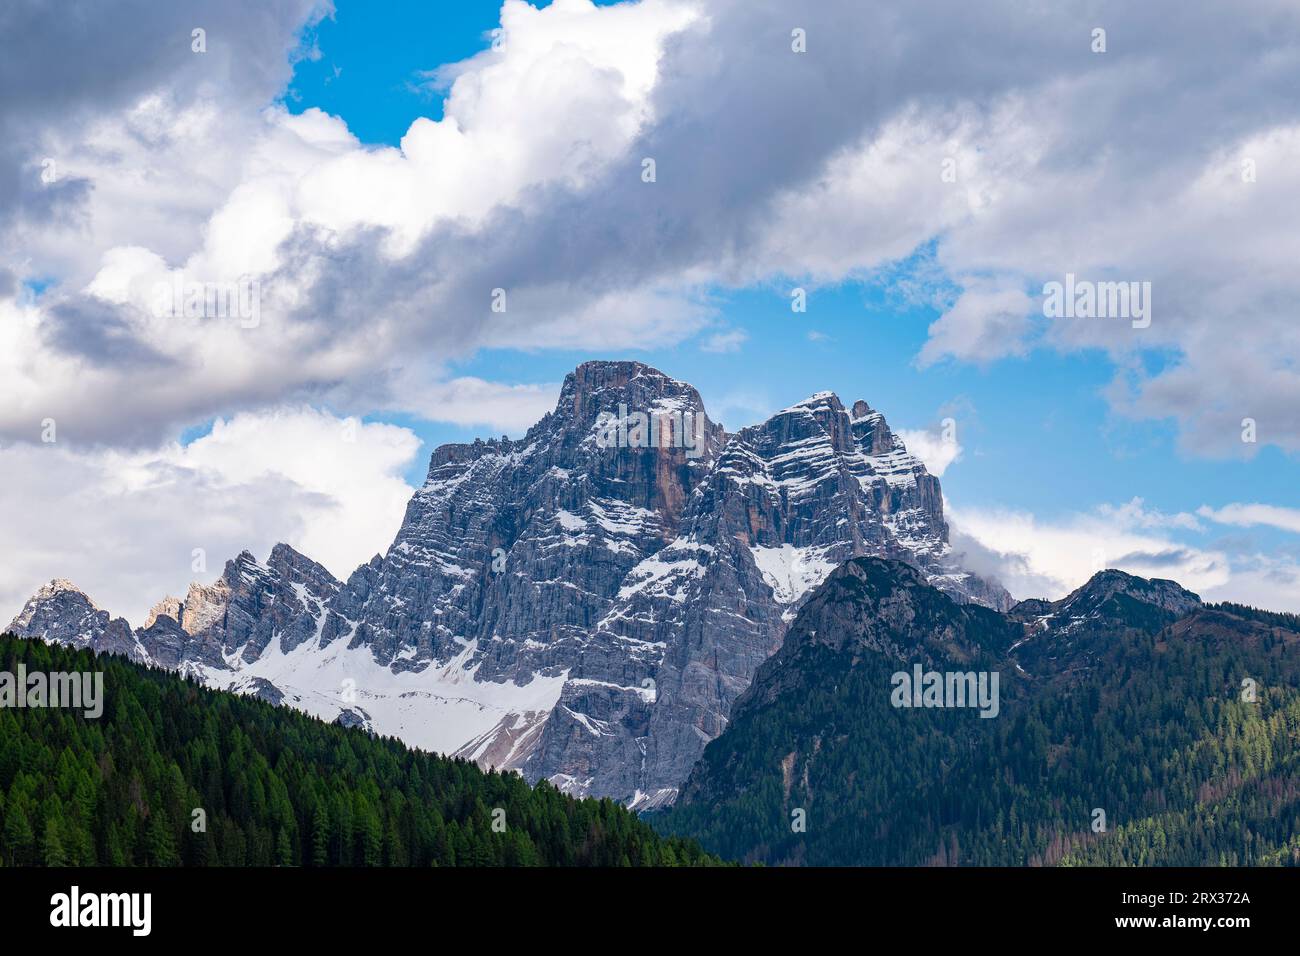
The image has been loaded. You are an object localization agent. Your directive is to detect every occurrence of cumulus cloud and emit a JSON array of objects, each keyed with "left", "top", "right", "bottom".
[
  {"left": 5, "top": 0, "right": 1300, "bottom": 456},
  {"left": 897, "top": 428, "right": 961, "bottom": 477},
  {"left": 0, "top": 0, "right": 704, "bottom": 446},
  {"left": 384, "top": 375, "right": 560, "bottom": 433},
  {"left": 948, "top": 497, "right": 1300, "bottom": 611},
  {"left": 917, "top": 280, "right": 1036, "bottom": 368},
  {"left": 1198, "top": 503, "right": 1300, "bottom": 535},
  {"left": 3, "top": 0, "right": 1298, "bottom": 615},
  {"left": 0, "top": 408, "right": 420, "bottom": 625},
  {"left": 948, "top": 502, "right": 1231, "bottom": 600},
  {"left": 1196, "top": 556, "right": 1300, "bottom": 612}
]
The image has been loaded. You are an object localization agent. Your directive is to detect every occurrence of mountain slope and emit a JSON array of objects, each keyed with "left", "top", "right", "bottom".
[
  {"left": 6, "top": 360, "right": 1006, "bottom": 807},
  {"left": 657, "top": 559, "right": 1300, "bottom": 866},
  {"left": 0, "top": 633, "right": 718, "bottom": 867}
]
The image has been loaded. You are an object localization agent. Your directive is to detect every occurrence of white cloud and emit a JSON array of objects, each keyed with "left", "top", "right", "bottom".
[
  {"left": 3, "top": 0, "right": 1298, "bottom": 623},
  {"left": 0, "top": 0, "right": 703, "bottom": 446},
  {"left": 1097, "top": 498, "right": 1204, "bottom": 532},
  {"left": 1197, "top": 503, "right": 1300, "bottom": 535},
  {"left": 0, "top": 408, "right": 420, "bottom": 626},
  {"left": 897, "top": 428, "right": 962, "bottom": 477},
  {"left": 386, "top": 374, "right": 560, "bottom": 434},
  {"left": 948, "top": 496, "right": 1300, "bottom": 611},
  {"left": 917, "top": 280, "right": 1036, "bottom": 368},
  {"left": 948, "top": 502, "right": 1231, "bottom": 602},
  {"left": 6, "top": 0, "right": 1300, "bottom": 456},
  {"left": 291, "top": 0, "right": 698, "bottom": 253},
  {"left": 1196, "top": 555, "right": 1300, "bottom": 612},
  {"left": 701, "top": 329, "right": 748, "bottom": 353}
]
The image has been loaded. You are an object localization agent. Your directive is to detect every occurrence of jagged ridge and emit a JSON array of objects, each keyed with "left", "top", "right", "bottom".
[{"left": 7, "top": 360, "right": 1008, "bottom": 806}]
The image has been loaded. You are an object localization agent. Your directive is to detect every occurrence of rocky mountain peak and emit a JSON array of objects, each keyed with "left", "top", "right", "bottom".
[
  {"left": 558, "top": 360, "right": 703, "bottom": 421},
  {"left": 267, "top": 542, "right": 341, "bottom": 592},
  {"left": 760, "top": 390, "right": 858, "bottom": 455},
  {"left": 1067, "top": 568, "right": 1202, "bottom": 615},
  {"left": 5, "top": 578, "right": 138, "bottom": 659},
  {"left": 1011, "top": 568, "right": 1202, "bottom": 633},
  {"left": 1008, "top": 568, "right": 1204, "bottom": 677},
  {"left": 819, "top": 554, "right": 931, "bottom": 598},
  {"left": 11, "top": 360, "right": 1011, "bottom": 808},
  {"left": 35, "top": 578, "right": 95, "bottom": 604},
  {"left": 782, "top": 557, "right": 1012, "bottom": 658},
  {"left": 143, "top": 596, "right": 183, "bottom": 630},
  {"left": 8, "top": 579, "right": 99, "bottom": 631}
]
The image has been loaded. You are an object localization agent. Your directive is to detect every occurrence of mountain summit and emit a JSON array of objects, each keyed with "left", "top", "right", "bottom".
[{"left": 7, "top": 360, "right": 1006, "bottom": 806}]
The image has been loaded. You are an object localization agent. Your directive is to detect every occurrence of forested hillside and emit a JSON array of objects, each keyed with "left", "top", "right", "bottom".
[
  {"left": 0, "top": 634, "right": 719, "bottom": 867},
  {"left": 658, "top": 560, "right": 1300, "bottom": 866}
]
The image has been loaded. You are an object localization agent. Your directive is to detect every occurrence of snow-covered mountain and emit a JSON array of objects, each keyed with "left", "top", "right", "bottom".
[{"left": 6, "top": 360, "right": 1008, "bottom": 806}]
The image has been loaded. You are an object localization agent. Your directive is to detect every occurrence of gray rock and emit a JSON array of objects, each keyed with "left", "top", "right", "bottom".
[
  {"left": 334, "top": 707, "right": 373, "bottom": 732},
  {"left": 6, "top": 360, "right": 1009, "bottom": 807},
  {"left": 5, "top": 580, "right": 141, "bottom": 661}
]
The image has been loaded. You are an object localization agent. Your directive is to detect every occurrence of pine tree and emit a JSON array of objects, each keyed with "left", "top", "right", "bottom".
[
  {"left": 42, "top": 817, "right": 67, "bottom": 867},
  {"left": 0, "top": 633, "right": 719, "bottom": 869}
]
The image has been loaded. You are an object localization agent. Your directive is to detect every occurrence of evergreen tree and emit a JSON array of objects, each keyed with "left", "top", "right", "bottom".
[{"left": 0, "top": 634, "right": 719, "bottom": 868}]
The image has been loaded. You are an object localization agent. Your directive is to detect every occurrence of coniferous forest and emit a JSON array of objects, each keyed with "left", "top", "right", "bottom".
[
  {"left": 656, "top": 570, "right": 1300, "bottom": 867},
  {"left": 0, "top": 634, "right": 719, "bottom": 867}
]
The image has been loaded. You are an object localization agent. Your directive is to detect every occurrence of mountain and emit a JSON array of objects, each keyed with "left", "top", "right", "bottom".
[
  {"left": 6, "top": 579, "right": 141, "bottom": 660},
  {"left": 1007, "top": 568, "right": 1201, "bottom": 679},
  {"left": 6, "top": 360, "right": 1006, "bottom": 807},
  {"left": 0, "top": 633, "right": 718, "bottom": 867},
  {"left": 657, "top": 559, "right": 1300, "bottom": 866}
]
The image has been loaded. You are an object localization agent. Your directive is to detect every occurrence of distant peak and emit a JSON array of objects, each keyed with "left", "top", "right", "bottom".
[
  {"left": 1063, "top": 568, "right": 1201, "bottom": 616},
  {"left": 779, "top": 391, "right": 843, "bottom": 415},
  {"left": 220, "top": 550, "right": 270, "bottom": 586},
  {"left": 268, "top": 541, "right": 315, "bottom": 568},
  {"left": 1080, "top": 567, "right": 1193, "bottom": 595},
  {"left": 36, "top": 578, "right": 96, "bottom": 606},
  {"left": 572, "top": 359, "right": 666, "bottom": 376},
  {"left": 143, "top": 596, "right": 183, "bottom": 630},
  {"left": 268, "top": 541, "right": 342, "bottom": 590},
  {"left": 562, "top": 360, "right": 695, "bottom": 400},
  {"left": 554, "top": 360, "right": 711, "bottom": 438},
  {"left": 1083, "top": 568, "right": 1138, "bottom": 586}
]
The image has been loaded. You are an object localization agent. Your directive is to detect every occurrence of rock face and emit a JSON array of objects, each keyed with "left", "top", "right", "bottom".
[
  {"left": 4, "top": 360, "right": 1007, "bottom": 806},
  {"left": 6, "top": 580, "right": 141, "bottom": 661}
]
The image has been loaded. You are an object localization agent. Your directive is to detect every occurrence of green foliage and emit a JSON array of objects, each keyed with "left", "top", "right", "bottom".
[
  {"left": 0, "top": 634, "right": 719, "bottom": 867},
  {"left": 658, "top": 603, "right": 1300, "bottom": 867}
]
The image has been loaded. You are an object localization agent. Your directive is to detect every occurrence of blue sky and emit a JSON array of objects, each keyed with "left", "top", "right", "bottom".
[
  {"left": 4, "top": 0, "right": 1297, "bottom": 619},
  {"left": 285, "top": 0, "right": 1293, "bottom": 545},
  {"left": 287, "top": 0, "right": 624, "bottom": 145}
]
